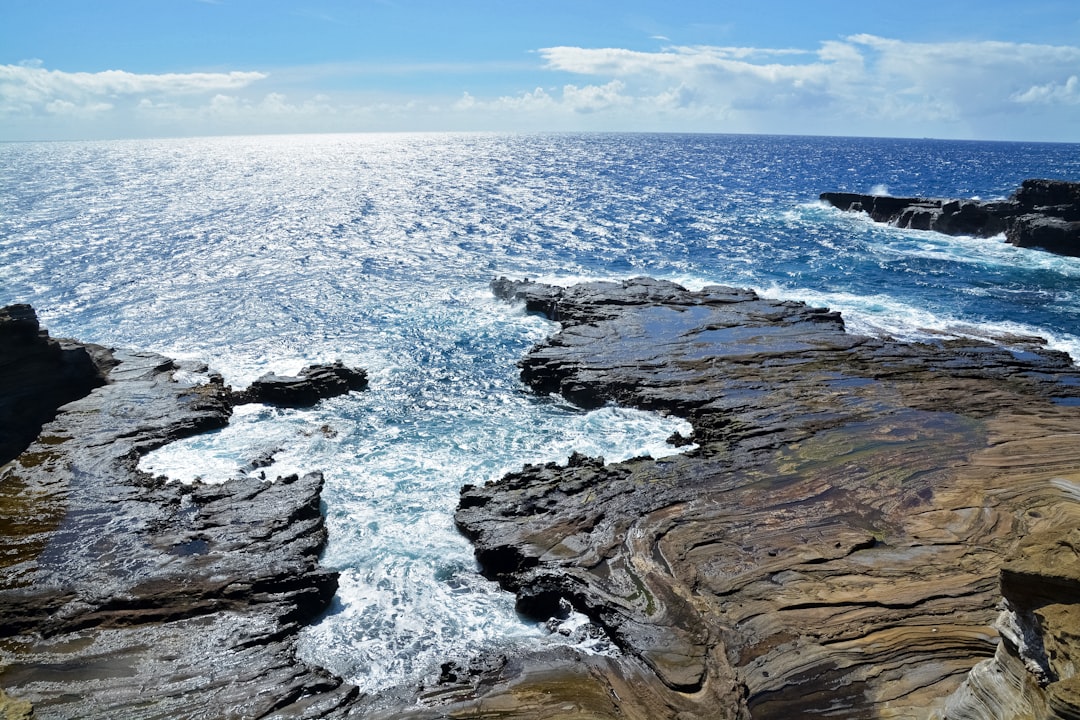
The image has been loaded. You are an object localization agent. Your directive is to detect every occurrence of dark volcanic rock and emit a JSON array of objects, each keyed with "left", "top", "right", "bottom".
[
  {"left": 0, "top": 317, "right": 358, "bottom": 718},
  {"left": 821, "top": 178, "right": 1080, "bottom": 257},
  {"left": 1009, "top": 213, "right": 1080, "bottom": 255},
  {"left": 457, "top": 277, "right": 1080, "bottom": 718},
  {"left": 0, "top": 304, "right": 107, "bottom": 465},
  {"left": 236, "top": 361, "right": 369, "bottom": 407},
  {"left": 1015, "top": 177, "right": 1080, "bottom": 214}
]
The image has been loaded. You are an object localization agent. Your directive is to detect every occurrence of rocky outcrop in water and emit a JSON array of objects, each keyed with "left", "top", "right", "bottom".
[
  {"left": 821, "top": 178, "right": 1080, "bottom": 256},
  {"left": 0, "top": 306, "right": 358, "bottom": 719},
  {"left": 454, "top": 277, "right": 1080, "bottom": 719},
  {"left": 234, "top": 361, "right": 369, "bottom": 408}
]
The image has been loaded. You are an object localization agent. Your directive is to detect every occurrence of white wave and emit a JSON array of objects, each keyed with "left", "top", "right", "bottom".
[
  {"left": 140, "top": 298, "right": 693, "bottom": 694},
  {"left": 294, "top": 395, "right": 690, "bottom": 692},
  {"left": 138, "top": 403, "right": 332, "bottom": 484},
  {"left": 751, "top": 282, "right": 1080, "bottom": 363},
  {"left": 867, "top": 229, "right": 1080, "bottom": 277}
]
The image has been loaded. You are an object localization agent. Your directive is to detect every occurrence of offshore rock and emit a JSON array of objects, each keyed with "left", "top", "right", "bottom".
[
  {"left": 457, "top": 277, "right": 1080, "bottom": 718},
  {"left": 821, "top": 178, "right": 1080, "bottom": 256},
  {"left": 235, "top": 361, "right": 369, "bottom": 408},
  {"left": 0, "top": 312, "right": 357, "bottom": 718}
]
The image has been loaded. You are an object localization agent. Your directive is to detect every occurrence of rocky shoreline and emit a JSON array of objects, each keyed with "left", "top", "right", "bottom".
[
  {"left": 821, "top": 178, "right": 1080, "bottom": 256},
  {"left": 0, "top": 305, "right": 362, "bottom": 719},
  {"left": 5, "top": 271, "right": 1080, "bottom": 718}
]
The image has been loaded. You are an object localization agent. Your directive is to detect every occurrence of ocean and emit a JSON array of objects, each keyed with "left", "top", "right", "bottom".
[{"left": 2, "top": 132, "right": 1079, "bottom": 694}]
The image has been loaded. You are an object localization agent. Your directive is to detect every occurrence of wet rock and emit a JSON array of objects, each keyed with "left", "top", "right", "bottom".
[
  {"left": 821, "top": 178, "right": 1080, "bottom": 257},
  {"left": 1015, "top": 178, "right": 1080, "bottom": 214},
  {"left": 0, "top": 317, "right": 358, "bottom": 718},
  {"left": 235, "top": 360, "right": 368, "bottom": 408},
  {"left": 1008, "top": 213, "right": 1080, "bottom": 255},
  {"left": 457, "top": 277, "right": 1080, "bottom": 718}
]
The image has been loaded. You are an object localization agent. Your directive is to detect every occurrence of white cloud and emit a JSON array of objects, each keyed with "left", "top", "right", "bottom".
[
  {"left": 562, "top": 80, "right": 628, "bottom": 113},
  {"left": 3, "top": 34, "right": 1080, "bottom": 141},
  {"left": 1013, "top": 75, "right": 1080, "bottom": 105},
  {"left": 530, "top": 35, "right": 1080, "bottom": 138},
  {"left": 44, "top": 99, "right": 114, "bottom": 117},
  {"left": 454, "top": 91, "right": 477, "bottom": 110},
  {"left": 0, "top": 63, "right": 267, "bottom": 118},
  {"left": 486, "top": 87, "right": 557, "bottom": 113}
]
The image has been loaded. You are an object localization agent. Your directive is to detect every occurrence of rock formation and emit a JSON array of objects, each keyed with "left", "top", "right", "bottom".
[
  {"left": 234, "top": 361, "right": 369, "bottom": 408},
  {"left": 0, "top": 304, "right": 107, "bottom": 465},
  {"left": 455, "top": 277, "right": 1080, "bottom": 719},
  {"left": 821, "top": 178, "right": 1080, "bottom": 256},
  {"left": 0, "top": 305, "right": 359, "bottom": 719},
  {"left": 0, "top": 304, "right": 709, "bottom": 720}
]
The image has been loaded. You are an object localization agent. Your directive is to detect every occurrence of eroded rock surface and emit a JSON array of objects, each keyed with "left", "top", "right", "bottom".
[
  {"left": 0, "top": 308, "right": 357, "bottom": 719},
  {"left": 456, "top": 277, "right": 1080, "bottom": 719},
  {"left": 821, "top": 178, "right": 1080, "bottom": 256}
]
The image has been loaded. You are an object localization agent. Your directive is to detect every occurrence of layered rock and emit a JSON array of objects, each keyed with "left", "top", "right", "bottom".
[
  {"left": 821, "top": 178, "right": 1080, "bottom": 256},
  {"left": 0, "top": 307, "right": 358, "bottom": 719},
  {"left": 456, "top": 277, "right": 1080, "bottom": 719},
  {"left": 943, "top": 521, "right": 1080, "bottom": 720}
]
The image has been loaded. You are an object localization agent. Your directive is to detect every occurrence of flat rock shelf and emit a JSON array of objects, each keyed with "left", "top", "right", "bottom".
[{"left": 455, "top": 277, "right": 1080, "bottom": 719}]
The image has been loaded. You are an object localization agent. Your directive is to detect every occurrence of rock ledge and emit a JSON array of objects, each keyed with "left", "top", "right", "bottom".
[
  {"left": 0, "top": 305, "right": 359, "bottom": 719},
  {"left": 457, "top": 277, "right": 1080, "bottom": 718},
  {"left": 821, "top": 178, "right": 1080, "bottom": 256}
]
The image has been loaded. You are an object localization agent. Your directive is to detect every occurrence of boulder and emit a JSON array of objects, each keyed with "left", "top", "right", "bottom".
[{"left": 236, "top": 361, "right": 368, "bottom": 407}]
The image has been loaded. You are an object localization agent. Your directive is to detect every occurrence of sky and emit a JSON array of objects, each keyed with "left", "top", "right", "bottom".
[{"left": 2, "top": 0, "right": 1080, "bottom": 142}]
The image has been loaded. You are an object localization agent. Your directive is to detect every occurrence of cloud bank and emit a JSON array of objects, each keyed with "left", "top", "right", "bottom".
[
  {"left": 2, "top": 34, "right": 1079, "bottom": 141},
  {"left": 514, "top": 34, "right": 1080, "bottom": 138},
  {"left": 1, "top": 63, "right": 267, "bottom": 118}
]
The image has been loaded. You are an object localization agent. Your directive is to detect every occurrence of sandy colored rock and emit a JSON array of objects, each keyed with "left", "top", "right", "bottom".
[{"left": 455, "top": 278, "right": 1080, "bottom": 718}]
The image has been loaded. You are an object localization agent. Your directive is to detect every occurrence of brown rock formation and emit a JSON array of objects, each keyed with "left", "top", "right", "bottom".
[
  {"left": 455, "top": 277, "right": 1080, "bottom": 719},
  {"left": 7, "top": 286, "right": 1080, "bottom": 719}
]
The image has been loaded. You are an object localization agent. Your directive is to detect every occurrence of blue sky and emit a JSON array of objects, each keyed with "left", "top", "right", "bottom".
[{"left": 3, "top": 0, "right": 1079, "bottom": 141}]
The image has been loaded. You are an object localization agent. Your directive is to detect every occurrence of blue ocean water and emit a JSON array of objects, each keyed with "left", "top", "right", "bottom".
[{"left": 2, "top": 132, "right": 1079, "bottom": 692}]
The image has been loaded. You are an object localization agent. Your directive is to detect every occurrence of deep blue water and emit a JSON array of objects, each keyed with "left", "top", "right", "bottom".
[{"left": 2, "top": 132, "right": 1079, "bottom": 692}]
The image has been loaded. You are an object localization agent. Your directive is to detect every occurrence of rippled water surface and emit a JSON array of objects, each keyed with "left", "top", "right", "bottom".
[{"left": 2, "top": 132, "right": 1079, "bottom": 691}]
